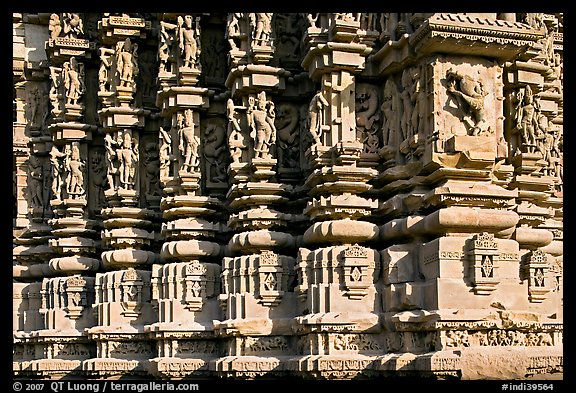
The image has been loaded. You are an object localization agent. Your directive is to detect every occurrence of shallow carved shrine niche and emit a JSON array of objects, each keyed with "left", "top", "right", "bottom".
[{"left": 13, "top": 12, "right": 563, "bottom": 381}]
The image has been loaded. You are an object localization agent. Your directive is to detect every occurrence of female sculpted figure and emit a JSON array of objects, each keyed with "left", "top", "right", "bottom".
[
  {"left": 515, "top": 86, "right": 538, "bottom": 152},
  {"left": 227, "top": 98, "right": 245, "bottom": 164},
  {"left": 308, "top": 90, "right": 329, "bottom": 145},
  {"left": 248, "top": 92, "right": 276, "bottom": 159},
  {"left": 118, "top": 131, "right": 138, "bottom": 189},
  {"left": 66, "top": 143, "right": 85, "bottom": 197},
  {"left": 158, "top": 127, "right": 173, "bottom": 179},
  {"left": 179, "top": 109, "right": 200, "bottom": 172}
]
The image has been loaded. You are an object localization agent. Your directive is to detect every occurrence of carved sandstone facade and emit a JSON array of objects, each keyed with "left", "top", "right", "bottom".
[{"left": 13, "top": 12, "right": 562, "bottom": 380}]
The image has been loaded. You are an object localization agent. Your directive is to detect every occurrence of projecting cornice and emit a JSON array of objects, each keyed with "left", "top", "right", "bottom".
[{"left": 410, "top": 13, "right": 547, "bottom": 59}]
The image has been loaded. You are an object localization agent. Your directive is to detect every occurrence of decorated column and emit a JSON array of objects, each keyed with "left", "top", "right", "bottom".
[
  {"left": 289, "top": 13, "right": 383, "bottom": 379},
  {"left": 146, "top": 13, "right": 224, "bottom": 379},
  {"left": 84, "top": 14, "right": 157, "bottom": 378}
]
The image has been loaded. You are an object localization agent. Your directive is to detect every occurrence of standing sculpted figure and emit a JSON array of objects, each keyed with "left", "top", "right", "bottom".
[
  {"left": 400, "top": 68, "right": 416, "bottom": 141},
  {"left": 49, "top": 145, "right": 67, "bottom": 200},
  {"left": 446, "top": 68, "right": 489, "bottom": 135},
  {"left": 411, "top": 68, "right": 427, "bottom": 137},
  {"left": 381, "top": 78, "right": 400, "bottom": 146},
  {"left": 178, "top": 109, "right": 200, "bottom": 172},
  {"left": 98, "top": 47, "right": 115, "bottom": 92},
  {"left": 116, "top": 38, "right": 139, "bottom": 88},
  {"left": 515, "top": 86, "right": 539, "bottom": 153},
  {"left": 63, "top": 57, "right": 83, "bottom": 105},
  {"left": 158, "top": 127, "right": 173, "bottom": 179},
  {"left": 28, "top": 155, "right": 45, "bottom": 209},
  {"left": 308, "top": 90, "right": 329, "bottom": 145},
  {"left": 178, "top": 15, "right": 200, "bottom": 69},
  {"left": 227, "top": 98, "right": 245, "bottom": 163},
  {"left": 66, "top": 142, "right": 85, "bottom": 198},
  {"left": 104, "top": 133, "right": 119, "bottom": 190},
  {"left": 251, "top": 13, "right": 272, "bottom": 46},
  {"left": 159, "top": 21, "right": 177, "bottom": 73},
  {"left": 204, "top": 122, "right": 227, "bottom": 183},
  {"left": 226, "top": 13, "right": 244, "bottom": 51},
  {"left": 248, "top": 92, "right": 277, "bottom": 159},
  {"left": 117, "top": 131, "right": 139, "bottom": 189}
]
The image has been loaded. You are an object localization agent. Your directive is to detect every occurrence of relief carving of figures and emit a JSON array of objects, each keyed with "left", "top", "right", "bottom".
[
  {"left": 28, "top": 86, "right": 41, "bottom": 127},
  {"left": 308, "top": 90, "right": 329, "bottom": 146},
  {"left": 116, "top": 38, "right": 139, "bottom": 88},
  {"left": 201, "top": 32, "right": 227, "bottom": 82},
  {"left": 446, "top": 68, "right": 490, "bottom": 135},
  {"left": 514, "top": 85, "right": 539, "bottom": 154},
  {"left": 178, "top": 109, "right": 200, "bottom": 173},
  {"left": 50, "top": 145, "right": 67, "bottom": 200},
  {"left": 379, "top": 13, "right": 412, "bottom": 42},
  {"left": 158, "top": 21, "right": 177, "bottom": 74},
  {"left": 61, "top": 13, "right": 84, "bottom": 39},
  {"left": 381, "top": 78, "right": 401, "bottom": 147},
  {"left": 117, "top": 130, "right": 139, "bottom": 190},
  {"left": 137, "top": 51, "right": 157, "bottom": 105},
  {"left": 400, "top": 68, "right": 416, "bottom": 141},
  {"left": 90, "top": 150, "right": 107, "bottom": 210},
  {"left": 98, "top": 47, "right": 115, "bottom": 93},
  {"left": 49, "top": 66, "right": 64, "bottom": 116},
  {"left": 143, "top": 142, "right": 160, "bottom": 198},
  {"left": 49, "top": 13, "right": 62, "bottom": 40},
  {"left": 360, "top": 13, "right": 379, "bottom": 31},
  {"left": 203, "top": 120, "right": 227, "bottom": 183},
  {"left": 104, "top": 133, "right": 119, "bottom": 191},
  {"left": 250, "top": 13, "right": 273, "bottom": 47},
  {"left": 158, "top": 127, "right": 173, "bottom": 179},
  {"left": 273, "top": 14, "right": 302, "bottom": 67},
  {"left": 247, "top": 91, "right": 277, "bottom": 159},
  {"left": 226, "top": 13, "right": 246, "bottom": 51},
  {"left": 27, "top": 155, "right": 46, "bottom": 209},
  {"left": 63, "top": 57, "right": 84, "bottom": 106},
  {"left": 227, "top": 98, "right": 246, "bottom": 164},
  {"left": 550, "top": 53, "right": 563, "bottom": 94},
  {"left": 412, "top": 67, "right": 427, "bottom": 138},
  {"left": 177, "top": 15, "right": 201, "bottom": 69},
  {"left": 65, "top": 142, "right": 86, "bottom": 198},
  {"left": 334, "top": 13, "right": 361, "bottom": 23},
  {"left": 275, "top": 103, "right": 300, "bottom": 168},
  {"left": 355, "top": 83, "right": 381, "bottom": 153},
  {"left": 303, "top": 13, "right": 319, "bottom": 28}
]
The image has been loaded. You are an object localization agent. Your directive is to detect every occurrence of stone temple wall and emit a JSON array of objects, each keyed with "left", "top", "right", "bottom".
[{"left": 12, "top": 12, "right": 563, "bottom": 380}]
